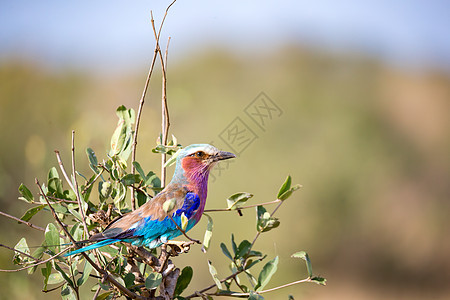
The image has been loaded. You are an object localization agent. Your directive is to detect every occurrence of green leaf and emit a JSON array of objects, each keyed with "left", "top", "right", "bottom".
[
  {"left": 120, "top": 174, "right": 141, "bottom": 186},
  {"left": 95, "top": 291, "right": 113, "bottom": 300},
  {"left": 226, "top": 192, "right": 253, "bottom": 210},
  {"left": 207, "top": 260, "right": 222, "bottom": 289},
  {"left": 20, "top": 204, "right": 46, "bottom": 222},
  {"left": 311, "top": 276, "right": 327, "bottom": 285},
  {"left": 48, "top": 167, "right": 60, "bottom": 180},
  {"left": 174, "top": 266, "right": 193, "bottom": 297},
  {"left": 86, "top": 148, "right": 99, "bottom": 174},
  {"left": 277, "top": 175, "right": 291, "bottom": 198},
  {"left": 255, "top": 256, "right": 279, "bottom": 291},
  {"left": 109, "top": 105, "right": 135, "bottom": 160},
  {"left": 291, "top": 251, "right": 312, "bottom": 277},
  {"left": 18, "top": 183, "right": 34, "bottom": 203},
  {"left": 132, "top": 161, "right": 147, "bottom": 180},
  {"left": 13, "top": 238, "right": 30, "bottom": 264},
  {"left": 41, "top": 261, "right": 52, "bottom": 290},
  {"left": 99, "top": 181, "right": 112, "bottom": 200},
  {"left": 124, "top": 273, "right": 135, "bottom": 288},
  {"left": 231, "top": 234, "right": 238, "bottom": 256},
  {"left": 220, "top": 243, "right": 233, "bottom": 261},
  {"left": 202, "top": 213, "right": 213, "bottom": 252},
  {"left": 248, "top": 291, "right": 265, "bottom": 300},
  {"left": 145, "top": 171, "right": 161, "bottom": 188},
  {"left": 256, "top": 206, "right": 280, "bottom": 233},
  {"left": 61, "top": 283, "right": 77, "bottom": 300},
  {"left": 278, "top": 184, "right": 301, "bottom": 201},
  {"left": 47, "top": 272, "right": 65, "bottom": 285},
  {"left": 77, "top": 253, "right": 94, "bottom": 286},
  {"left": 145, "top": 272, "right": 162, "bottom": 289},
  {"left": 45, "top": 223, "right": 60, "bottom": 253},
  {"left": 53, "top": 261, "right": 74, "bottom": 288},
  {"left": 236, "top": 240, "right": 252, "bottom": 259}
]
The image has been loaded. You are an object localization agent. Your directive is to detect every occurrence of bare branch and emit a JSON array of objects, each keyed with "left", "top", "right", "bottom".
[
  {"left": 0, "top": 210, "right": 46, "bottom": 233},
  {"left": 0, "top": 243, "right": 39, "bottom": 262},
  {"left": 0, "top": 249, "right": 67, "bottom": 273},
  {"left": 71, "top": 130, "right": 90, "bottom": 237},
  {"left": 204, "top": 199, "right": 282, "bottom": 213}
]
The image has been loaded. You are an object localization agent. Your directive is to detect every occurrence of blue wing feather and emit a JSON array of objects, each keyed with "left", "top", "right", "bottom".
[{"left": 64, "top": 192, "right": 202, "bottom": 256}]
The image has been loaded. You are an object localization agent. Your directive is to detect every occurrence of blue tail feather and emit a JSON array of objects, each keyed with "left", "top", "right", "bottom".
[{"left": 64, "top": 239, "right": 119, "bottom": 257}]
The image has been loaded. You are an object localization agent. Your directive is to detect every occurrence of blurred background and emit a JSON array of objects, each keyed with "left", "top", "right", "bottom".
[{"left": 1, "top": 1, "right": 450, "bottom": 299}]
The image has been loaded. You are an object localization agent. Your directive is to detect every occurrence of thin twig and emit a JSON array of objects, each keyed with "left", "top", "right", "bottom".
[
  {"left": 204, "top": 199, "right": 282, "bottom": 212},
  {"left": 0, "top": 243, "right": 39, "bottom": 262},
  {"left": 0, "top": 210, "right": 46, "bottom": 233},
  {"left": 55, "top": 150, "right": 76, "bottom": 191},
  {"left": 167, "top": 214, "right": 201, "bottom": 244},
  {"left": 202, "top": 278, "right": 313, "bottom": 298},
  {"left": 0, "top": 249, "right": 67, "bottom": 272},
  {"left": 41, "top": 195, "right": 78, "bottom": 204},
  {"left": 249, "top": 200, "right": 284, "bottom": 253},
  {"left": 82, "top": 168, "right": 104, "bottom": 195},
  {"left": 71, "top": 131, "right": 90, "bottom": 237},
  {"left": 159, "top": 36, "right": 171, "bottom": 187}
]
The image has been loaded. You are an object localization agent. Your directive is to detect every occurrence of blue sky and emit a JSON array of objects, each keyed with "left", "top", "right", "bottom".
[{"left": 1, "top": 0, "right": 449, "bottom": 72}]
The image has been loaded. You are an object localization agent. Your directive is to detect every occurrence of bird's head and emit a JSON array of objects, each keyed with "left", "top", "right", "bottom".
[{"left": 170, "top": 144, "right": 235, "bottom": 184}]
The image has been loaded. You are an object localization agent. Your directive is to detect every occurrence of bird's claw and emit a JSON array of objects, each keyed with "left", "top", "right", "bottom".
[{"left": 165, "top": 240, "right": 199, "bottom": 255}]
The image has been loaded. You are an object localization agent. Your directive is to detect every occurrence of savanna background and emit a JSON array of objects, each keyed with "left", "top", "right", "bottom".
[{"left": 1, "top": 1, "right": 450, "bottom": 299}]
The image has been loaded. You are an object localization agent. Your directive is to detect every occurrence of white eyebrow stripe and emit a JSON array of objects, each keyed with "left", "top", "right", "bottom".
[{"left": 185, "top": 145, "right": 217, "bottom": 156}]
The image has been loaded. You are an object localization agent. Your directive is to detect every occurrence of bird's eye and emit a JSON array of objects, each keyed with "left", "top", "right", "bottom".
[{"left": 195, "top": 151, "right": 204, "bottom": 158}]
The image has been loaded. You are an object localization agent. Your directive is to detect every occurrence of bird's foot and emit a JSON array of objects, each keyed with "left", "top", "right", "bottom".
[{"left": 165, "top": 240, "right": 198, "bottom": 255}]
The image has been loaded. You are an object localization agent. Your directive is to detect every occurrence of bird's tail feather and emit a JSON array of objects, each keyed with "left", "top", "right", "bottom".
[{"left": 64, "top": 239, "right": 119, "bottom": 257}]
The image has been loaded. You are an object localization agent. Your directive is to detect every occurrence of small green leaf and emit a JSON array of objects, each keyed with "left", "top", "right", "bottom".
[
  {"left": 181, "top": 213, "right": 189, "bottom": 231},
  {"left": 236, "top": 240, "right": 252, "bottom": 259},
  {"left": 41, "top": 262, "right": 51, "bottom": 290},
  {"left": 99, "top": 181, "right": 112, "bottom": 200},
  {"left": 220, "top": 243, "right": 233, "bottom": 261},
  {"left": 120, "top": 174, "right": 141, "bottom": 186},
  {"left": 20, "top": 204, "right": 46, "bottom": 222},
  {"left": 61, "top": 283, "right": 77, "bottom": 300},
  {"left": 86, "top": 148, "right": 99, "bottom": 174},
  {"left": 255, "top": 256, "right": 279, "bottom": 291},
  {"left": 231, "top": 234, "right": 238, "bottom": 256},
  {"left": 95, "top": 291, "right": 113, "bottom": 300},
  {"left": 47, "top": 272, "right": 64, "bottom": 285},
  {"left": 18, "top": 183, "right": 34, "bottom": 203},
  {"left": 174, "top": 266, "right": 193, "bottom": 297},
  {"left": 256, "top": 206, "right": 280, "bottom": 233},
  {"left": 202, "top": 213, "right": 213, "bottom": 252},
  {"left": 278, "top": 184, "right": 301, "bottom": 201},
  {"left": 292, "top": 251, "right": 312, "bottom": 277},
  {"left": 48, "top": 167, "right": 60, "bottom": 180},
  {"left": 145, "top": 272, "right": 162, "bottom": 289},
  {"left": 77, "top": 253, "right": 94, "bottom": 286},
  {"left": 13, "top": 238, "right": 30, "bottom": 264},
  {"left": 53, "top": 261, "right": 74, "bottom": 288},
  {"left": 132, "top": 161, "right": 147, "bottom": 180},
  {"left": 226, "top": 192, "right": 253, "bottom": 210},
  {"left": 207, "top": 260, "right": 222, "bottom": 289},
  {"left": 277, "top": 175, "right": 291, "bottom": 198},
  {"left": 163, "top": 198, "right": 177, "bottom": 213},
  {"left": 145, "top": 171, "right": 161, "bottom": 188},
  {"left": 311, "top": 276, "right": 327, "bottom": 285},
  {"left": 124, "top": 273, "right": 135, "bottom": 288},
  {"left": 45, "top": 223, "right": 60, "bottom": 253}
]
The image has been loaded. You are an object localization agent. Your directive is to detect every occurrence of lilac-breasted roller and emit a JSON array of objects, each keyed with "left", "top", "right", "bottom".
[{"left": 65, "top": 144, "right": 235, "bottom": 256}]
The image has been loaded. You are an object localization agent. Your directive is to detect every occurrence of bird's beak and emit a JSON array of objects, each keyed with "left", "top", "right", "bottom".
[{"left": 213, "top": 150, "right": 236, "bottom": 162}]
